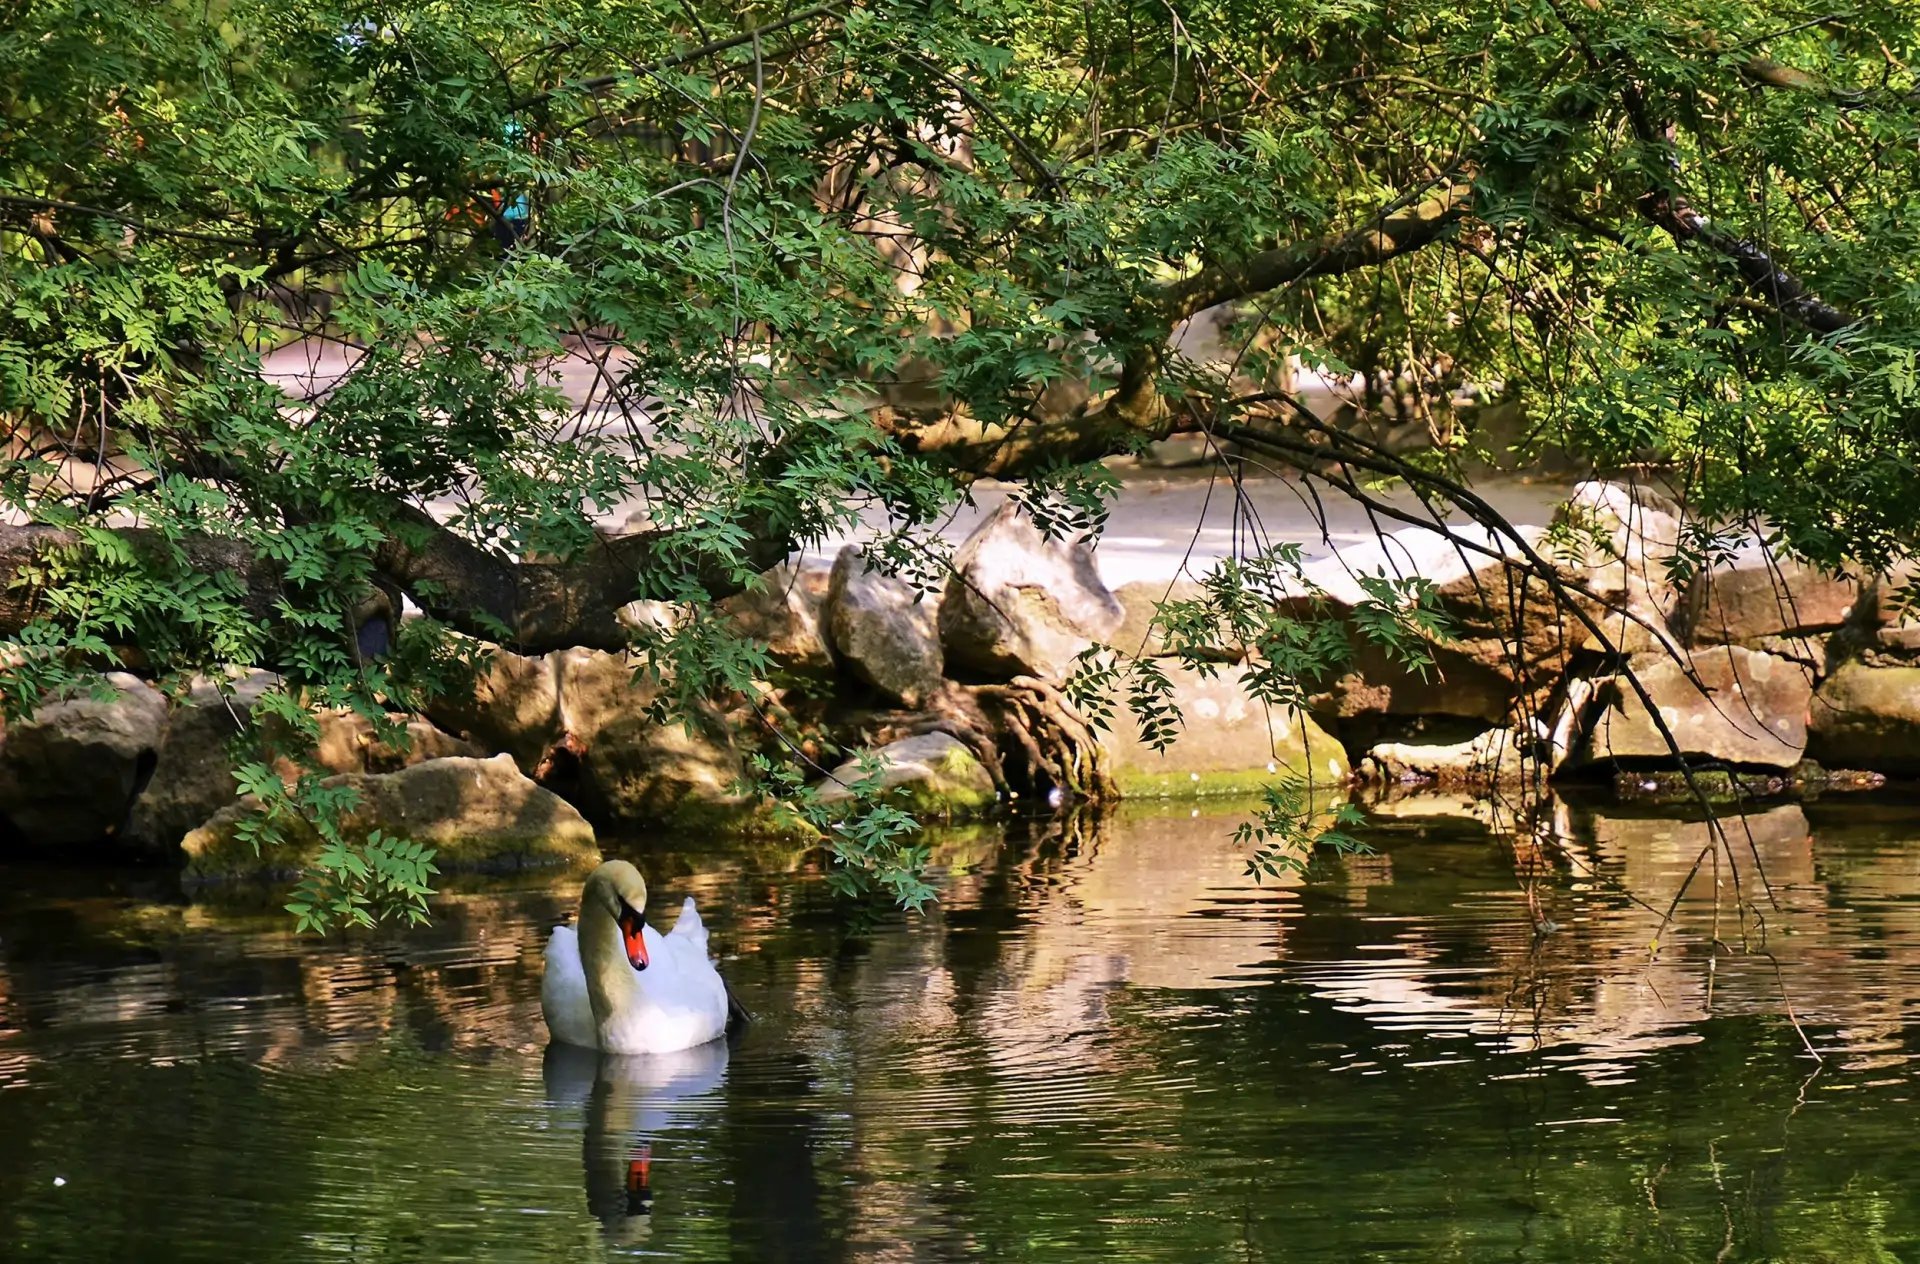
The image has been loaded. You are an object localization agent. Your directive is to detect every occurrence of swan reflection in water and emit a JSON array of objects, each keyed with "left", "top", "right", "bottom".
[{"left": 542, "top": 1039, "right": 729, "bottom": 1242}]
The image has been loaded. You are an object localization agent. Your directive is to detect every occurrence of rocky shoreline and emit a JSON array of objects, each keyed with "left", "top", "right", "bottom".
[{"left": 3, "top": 479, "right": 1915, "bottom": 879}]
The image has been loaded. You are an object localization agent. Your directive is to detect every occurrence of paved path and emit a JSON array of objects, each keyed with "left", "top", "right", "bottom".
[{"left": 815, "top": 469, "right": 1573, "bottom": 588}]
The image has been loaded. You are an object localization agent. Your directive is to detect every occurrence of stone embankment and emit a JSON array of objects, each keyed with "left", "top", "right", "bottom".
[{"left": 2, "top": 479, "right": 1916, "bottom": 876}]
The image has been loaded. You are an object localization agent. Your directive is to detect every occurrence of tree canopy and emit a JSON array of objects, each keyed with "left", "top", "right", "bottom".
[{"left": 3, "top": 0, "right": 1917, "bottom": 920}]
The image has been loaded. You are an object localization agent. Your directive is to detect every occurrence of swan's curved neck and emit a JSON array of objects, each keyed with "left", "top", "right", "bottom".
[{"left": 578, "top": 896, "right": 642, "bottom": 1031}]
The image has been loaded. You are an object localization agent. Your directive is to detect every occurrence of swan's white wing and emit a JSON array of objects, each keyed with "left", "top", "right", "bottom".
[
  {"left": 541, "top": 923, "right": 599, "bottom": 1049},
  {"left": 598, "top": 904, "right": 728, "bottom": 1054},
  {"left": 656, "top": 898, "right": 723, "bottom": 1017}
]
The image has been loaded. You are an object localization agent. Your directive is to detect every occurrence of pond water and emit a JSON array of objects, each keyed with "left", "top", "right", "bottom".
[{"left": 5, "top": 793, "right": 1920, "bottom": 1261}]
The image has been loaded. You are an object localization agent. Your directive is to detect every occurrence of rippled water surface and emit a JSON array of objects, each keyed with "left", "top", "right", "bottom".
[{"left": 7, "top": 794, "right": 1920, "bottom": 1261}]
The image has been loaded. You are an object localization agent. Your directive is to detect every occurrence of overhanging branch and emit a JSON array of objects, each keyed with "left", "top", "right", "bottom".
[
  {"left": 1637, "top": 191, "right": 1855, "bottom": 334},
  {"left": 883, "top": 181, "right": 1481, "bottom": 479},
  {"left": 374, "top": 501, "right": 789, "bottom": 651},
  {"left": 1159, "top": 180, "right": 1475, "bottom": 322},
  {"left": 0, "top": 504, "right": 794, "bottom": 656}
]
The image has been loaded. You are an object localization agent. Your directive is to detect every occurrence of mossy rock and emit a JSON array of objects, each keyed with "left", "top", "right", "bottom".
[
  {"left": 1609, "top": 760, "right": 1886, "bottom": 806},
  {"left": 814, "top": 732, "right": 998, "bottom": 821},
  {"left": 1807, "top": 662, "right": 1920, "bottom": 776},
  {"left": 664, "top": 796, "right": 824, "bottom": 846},
  {"left": 182, "top": 754, "right": 599, "bottom": 881}
]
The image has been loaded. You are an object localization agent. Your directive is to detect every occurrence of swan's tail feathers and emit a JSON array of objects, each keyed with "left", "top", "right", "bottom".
[
  {"left": 724, "top": 976, "right": 753, "bottom": 1038},
  {"left": 667, "top": 896, "right": 708, "bottom": 950}
]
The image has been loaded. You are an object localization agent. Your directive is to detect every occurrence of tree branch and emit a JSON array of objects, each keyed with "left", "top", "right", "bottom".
[
  {"left": 505, "top": 3, "right": 847, "bottom": 113},
  {"left": 0, "top": 504, "right": 794, "bottom": 655},
  {"left": 879, "top": 181, "right": 1478, "bottom": 477},
  {"left": 1637, "top": 190, "right": 1856, "bottom": 334},
  {"left": 0, "top": 523, "right": 286, "bottom": 635},
  {"left": 1159, "top": 179, "right": 1475, "bottom": 322},
  {"left": 372, "top": 502, "right": 786, "bottom": 651},
  {"left": 0, "top": 195, "right": 261, "bottom": 248}
]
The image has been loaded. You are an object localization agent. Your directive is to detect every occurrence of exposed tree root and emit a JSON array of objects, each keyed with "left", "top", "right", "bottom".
[
  {"left": 974, "top": 676, "right": 1118, "bottom": 804},
  {"left": 861, "top": 677, "right": 1115, "bottom": 806}
]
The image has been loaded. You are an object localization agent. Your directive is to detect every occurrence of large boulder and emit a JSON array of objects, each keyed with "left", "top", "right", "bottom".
[
  {"left": 128, "top": 673, "right": 482, "bottom": 853},
  {"left": 939, "top": 503, "right": 1124, "bottom": 682},
  {"left": 422, "top": 643, "right": 664, "bottom": 773},
  {"left": 314, "top": 711, "right": 480, "bottom": 776},
  {"left": 1102, "top": 663, "right": 1350, "bottom": 797},
  {"left": 423, "top": 645, "right": 562, "bottom": 773},
  {"left": 428, "top": 644, "right": 759, "bottom": 831},
  {"left": 1852, "top": 620, "right": 1920, "bottom": 668},
  {"left": 125, "top": 671, "right": 281, "bottom": 852},
  {"left": 825, "top": 546, "right": 944, "bottom": 706},
  {"left": 546, "top": 646, "right": 645, "bottom": 740},
  {"left": 181, "top": 754, "right": 598, "bottom": 880},
  {"left": 1306, "top": 524, "right": 1578, "bottom": 726},
  {"left": 0, "top": 673, "right": 168, "bottom": 846},
  {"left": 1806, "top": 662, "right": 1920, "bottom": 775},
  {"left": 1835, "top": 568, "right": 1920, "bottom": 655},
  {"left": 1553, "top": 479, "right": 1685, "bottom": 622},
  {"left": 578, "top": 704, "right": 747, "bottom": 826},
  {"left": 1362, "top": 727, "right": 1528, "bottom": 789},
  {"left": 719, "top": 559, "right": 835, "bottom": 678},
  {"left": 1109, "top": 579, "right": 1219, "bottom": 660},
  {"left": 1570, "top": 645, "right": 1812, "bottom": 770},
  {"left": 813, "top": 732, "right": 998, "bottom": 819},
  {"left": 1674, "top": 544, "right": 1858, "bottom": 646}
]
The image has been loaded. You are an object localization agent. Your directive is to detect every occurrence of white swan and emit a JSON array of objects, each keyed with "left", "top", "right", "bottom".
[{"left": 542, "top": 859, "right": 732, "bottom": 1054}]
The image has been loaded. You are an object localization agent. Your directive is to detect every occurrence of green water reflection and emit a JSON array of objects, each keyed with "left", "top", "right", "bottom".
[{"left": 4, "top": 794, "right": 1920, "bottom": 1261}]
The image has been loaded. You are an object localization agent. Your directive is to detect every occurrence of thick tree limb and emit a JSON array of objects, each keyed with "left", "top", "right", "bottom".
[
  {"left": 0, "top": 506, "right": 793, "bottom": 655},
  {"left": 1637, "top": 191, "right": 1855, "bottom": 334},
  {"left": 1160, "top": 180, "right": 1475, "bottom": 322},
  {"left": 0, "top": 523, "right": 286, "bottom": 635},
  {"left": 374, "top": 502, "right": 790, "bottom": 651},
  {"left": 1739, "top": 56, "right": 1847, "bottom": 97},
  {"left": 881, "top": 390, "right": 1167, "bottom": 479},
  {"left": 0, "top": 196, "right": 260, "bottom": 248},
  {"left": 1593, "top": 33, "right": 1861, "bottom": 335},
  {"left": 371, "top": 504, "right": 653, "bottom": 651},
  {"left": 883, "top": 182, "right": 1478, "bottom": 478}
]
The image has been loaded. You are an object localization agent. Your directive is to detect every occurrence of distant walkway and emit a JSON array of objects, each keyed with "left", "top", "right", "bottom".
[
  {"left": 259, "top": 342, "right": 1574, "bottom": 589},
  {"left": 815, "top": 469, "right": 1574, "bottom": 588}
]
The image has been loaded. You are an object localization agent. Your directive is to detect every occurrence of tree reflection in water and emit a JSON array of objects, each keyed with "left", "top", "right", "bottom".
[{"left": 5, "top": 794, "right": 1920, "bottom": 1260}]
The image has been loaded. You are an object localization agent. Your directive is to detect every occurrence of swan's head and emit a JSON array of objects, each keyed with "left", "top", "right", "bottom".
[{"left": 585, "top": 860, "right": 650, "bottom": 972}]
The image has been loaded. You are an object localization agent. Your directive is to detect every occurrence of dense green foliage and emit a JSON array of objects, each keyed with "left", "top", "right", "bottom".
[{"left": 2, "top": 0, "right": 1916, "bottom": 919}]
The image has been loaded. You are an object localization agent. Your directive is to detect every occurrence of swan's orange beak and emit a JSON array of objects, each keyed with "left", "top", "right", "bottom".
[{"left": 617, "top": 902, "right": 649, "bottom": 971}]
